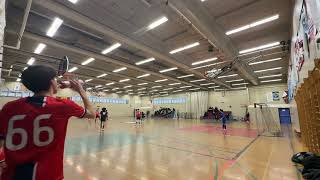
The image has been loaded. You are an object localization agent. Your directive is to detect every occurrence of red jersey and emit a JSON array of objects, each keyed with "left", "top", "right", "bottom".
[{"left": 0, "top": 96, "right": 85, "bottom": 180}]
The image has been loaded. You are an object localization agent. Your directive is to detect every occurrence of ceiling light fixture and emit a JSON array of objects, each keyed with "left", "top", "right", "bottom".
[
  {"left": 68, "top": 67, "right": 78, "bottom": 73},
  {"left": 177, "top": 74, "right": 194, "bottom": 79},
  {"left": 148, "top": 16, "right": 168, "bottom": 30},
  {"left": 138, "top": 83, "right": 148, "bottom": 86},
  {"left": 226, "top": 14, "right": 279, "bottom": 35},
  {"left": 173, "top": 90, "right": 183, "bottom": 93},
  {"left": 258, "top": 74, "right": 282, "bottom": 79},
  {"left": 225, "top": 79, "right": 244, "bottom": 83},
  {"left": 190, "top": 79, "right": 206, "bottom": 82},
  {"left": 152, "top": 86, "right": 162, "bottom": 88},
  {"left": 95, "top": 85, "right": 102, "bottom": 88},
  {"left": 170, "top": 42, "right": 200, "bottom": 54},
  {"left": 103, "top": 89, "right": 109, "bottom": 92},
  {"left": 119, "top": 79, "right": 130, "bottom": 82},
  {"left": 126, "top": 90, "right": 133, "bottom": 92},
  {"left": 208, "top": 86, "right": 220, "bottom": 89},
  {"left": 254, "top": 67, "right": 282, "bottom": 73},
  {"left": 261, "top": 79, "right": 282, "bottom": 83},
  {"left": 97, "top": 73, "right": 107, "bottom": 78},
  {"left": 239, "top": 42, "right": 280, "bottom": 54},
  {"left": 135, "top": 57, "right": 155, "bottom": 65},
  {"left": 138, "top": 88, "right": 146, "bottom": 90},
  {"left": 113, "top": 67, "right": 127, "bottom": 73},
  {"left": 200, "top": 82, "right": 215, "bottom": 86},
  {"left": 46, "top": 17, "right": 63, "bottom": 37},
  {"left": 155, "top": 79, "right": 168, "bottom": 82},
  {"left": 112, "top": 88, "right": 120, "bottom": 90},
  {"left": 169, "top": 83, "right": 181, "bottom": 86},
  {"left": 192, "top": 57, "right": 218, "bottom": 66},
  {"left": 123, "top": 85, "right": 132, "bottom": 88},
  {"left": 101, "top": 43, "right": 121, "bottom": 54},
  {"left": 159, "top": 67, "right": 178, "bottom": 73},
  {"left": 85, "top": 79, "right": 93, "bottom": 82},
  {"left": 180, "top": 86, "right": 192, "bottom": 89},
  {"left": 217, "top": 74, "right": 238, "bottom": 79},
  {"left": 249, "top": 57, "right": 282, "bottom": 65},
  {"left": 81, "top": 58, "right": 95, "bottom": 65},
  {"left": 16, "top": 78, "right": 21, "bottom": 82},
  {"left": 232, "top": 82, "right": 249, "bottom": 86},
  {"left": 163, "top": 88, "right": 173, "bottom": 91},
  {"left": 86, "top": 87, "right": 92, "bottom": 90},
  {"left": 106, "top": 82, "right": 115, "bottom": 86},
  {"left": 68, "top": 0, "right": 78, "bottom": 3},
  {"left": 27, "top": 58, "right": 35, "bottom": 65},
  {"left": 137, "top": 74, "right": 150, "bottom": 78},
  {"left": 34, "top": 43, "right": 46, "bottom": 54}
]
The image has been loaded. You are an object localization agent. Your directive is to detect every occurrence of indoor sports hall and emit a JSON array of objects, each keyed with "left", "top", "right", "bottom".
[{"left": 0, "top": 0, "right": 320, "bottom": 180}]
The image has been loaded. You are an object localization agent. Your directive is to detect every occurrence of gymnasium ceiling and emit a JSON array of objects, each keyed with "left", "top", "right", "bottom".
[{"left": 2, "top": 0, "right": 293, "bottom": 96}]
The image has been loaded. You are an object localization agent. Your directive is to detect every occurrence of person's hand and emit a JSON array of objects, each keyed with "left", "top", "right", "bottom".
[{"left": 70, "top": 79, "right": 85, "bottom": 93}]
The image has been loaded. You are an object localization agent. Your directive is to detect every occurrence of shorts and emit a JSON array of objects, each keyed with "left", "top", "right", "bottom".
[
  {"left": 136, "top": 117, "right": 141, "bottom": 120},
  {"left": 101, "top": 118, "right": 107, "bottom": 122}
]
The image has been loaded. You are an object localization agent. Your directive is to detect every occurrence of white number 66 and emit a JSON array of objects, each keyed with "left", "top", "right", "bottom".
[{"left": 6, "top": 114, "right": 54, "bottom": 151}]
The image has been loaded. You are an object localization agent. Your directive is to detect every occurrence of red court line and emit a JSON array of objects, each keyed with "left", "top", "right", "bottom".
[{"left": 178, "top": 125, "right": 258, "bottom": 138}]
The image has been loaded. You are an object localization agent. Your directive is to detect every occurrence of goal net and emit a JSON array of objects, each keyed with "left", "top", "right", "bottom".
[{"left": 254, "top": 103, "right": 282, "bottom": 137}]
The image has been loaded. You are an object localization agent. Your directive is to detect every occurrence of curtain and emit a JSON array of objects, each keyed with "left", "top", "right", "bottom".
[{"left": 186, "top": 91, "right": 208, "bottom": 119}]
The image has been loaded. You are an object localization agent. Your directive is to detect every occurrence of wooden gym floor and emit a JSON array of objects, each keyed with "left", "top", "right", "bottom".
[{"left": 63, "top": 118, "right": 304, "bottom": 180}]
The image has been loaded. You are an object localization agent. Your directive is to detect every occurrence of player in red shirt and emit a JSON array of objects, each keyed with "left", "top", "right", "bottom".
[{"left": 0, "top": 65, "right": 95, "bottom": 180}]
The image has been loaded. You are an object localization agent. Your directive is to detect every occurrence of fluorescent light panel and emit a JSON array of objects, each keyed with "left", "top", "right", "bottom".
[
  {"left": 254, "top": 67, "right": 282, "bottom": 73},
  {"left": 135, "top": 57, "right": 155, "bottom": 65},
  {"left": 258, "top": 74, "right": 282, "bottom": 79},
  {"left": 68, "top": 67, "right": 78, "bottom": 72},
  {"left": 163, "top": 88, "right": 173, "bottom": 91},
  {"left": 123, "top": 85, "right": 132, "bottom": 88},
  {"left": 152, "top": 86, "right": 162, "bottom": 88},
  {"left": 106, "top": 82, "right": 115, "bottom": 86},
  {"left": 180, "top": 86, "right": 192, "bottom": 89},
  {"left": 208, "top": 86, "right": 220, "bottom": 89},
  {"left": 190, "top": 79, "right": 206, "bottom": 82},
  {"left": 46, "top": 17, "right": 63, "bottom": 37},
  {"left": 86, "top": 87, "right": 92, "bottom": 90},
  {"left": 137, "top": 74, "right": 150, "bottom": 78},
  {"left": 155, "top": 79, "right": 168, "bottom": 82},
  {"left": 226, "top": 79, "right": 244, "bottom": 83},
  {"left": 101, "top": 43, "right": 121, "bottom": 54},
  {"left": 232, "top": 83, "right": 249, "bottom": 86},
  {"left": 239, "top": 42, "right": 280, "bottom": 54},
  {"left": 81, "top": 58, "right": 95, "bottom": 65},
  {"left": 85, "top": 79, "right": 93, "bottom": 82},
  {"left": 169, "top": 42, "right": 200, "bottom": 54},
  {"left": 68, "top": 0, "right": 78, "bottom": 3},
  {"left": 138, "top": 88, "right": 146, "bottom": 90},
  {"left": 34, "top": 43, "right": 46, "bottom": 54},
  {"left": 95, "top": 85, "right": 102, "bottom": 88},
  {"left": 261, "top": 79, "right": 282, "bottom": 83},
  {"left": 177, "top": 74, "right": 194, "bottom": 79},
  {"left": 16, "top": 78, "right": 21, "bottom": 82},
  {"left": 112, "top": 88, "right": 119, "bottom": 90},
  {"left": 217, "top": 74, "right": 238, "bottom": 79},
  {"left": 148, "top": 16, "right": 168, "bottom": 30},
  {"left": 192, "top": 57, "right": 217, "bottom": 66},
  {"left": 200, "top": 83, "right": 215, "bottom": 86},
  {"left": 97, "top": 73, "right": 107, "bottom": 78},
  {"left": 168, "top": 82, "right": 181, "bottom": 86},
  {"left": 27, "top": 58, "right": 35, "bottom": 65},
  {"left": 113, "top": 67, "right": 127, "bottom": 73},
  {"left": 226, "top": 14, "right": 279, "bottom": 35},
  {"left": 249, "top": 58, "right": 282, "bottom": 65},
  {"left": 138, "top": 83, "right": 148, "bottom": 86},
  {"left": 119, "top": 79, "right": 130, "bottom": 82},
  {"left": 159, "top": 67, "right": 178, "bottom": 73}
]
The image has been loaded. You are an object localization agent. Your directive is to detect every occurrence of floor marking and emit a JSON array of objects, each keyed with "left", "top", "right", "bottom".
[{"left": 214, "top": 160, "right": 219, "bottom": 180}]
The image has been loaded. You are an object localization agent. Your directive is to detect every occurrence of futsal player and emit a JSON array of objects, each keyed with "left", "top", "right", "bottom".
[
  {"left": 100, "top": 107, "right": 108, "bottom": 130},
  {"left": 135, "top": 109, "right": 141, "bottom": 124},
  {"left": 220, "top": 109, "right": 227, "bottom": 133},
  {"left": 0, "top": 65, "right": 95, "bottom": 180}
]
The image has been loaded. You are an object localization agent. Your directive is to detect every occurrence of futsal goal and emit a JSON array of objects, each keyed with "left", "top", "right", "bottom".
[{"left": 253, "top": 103, "right": 282, "bottom": 137}]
